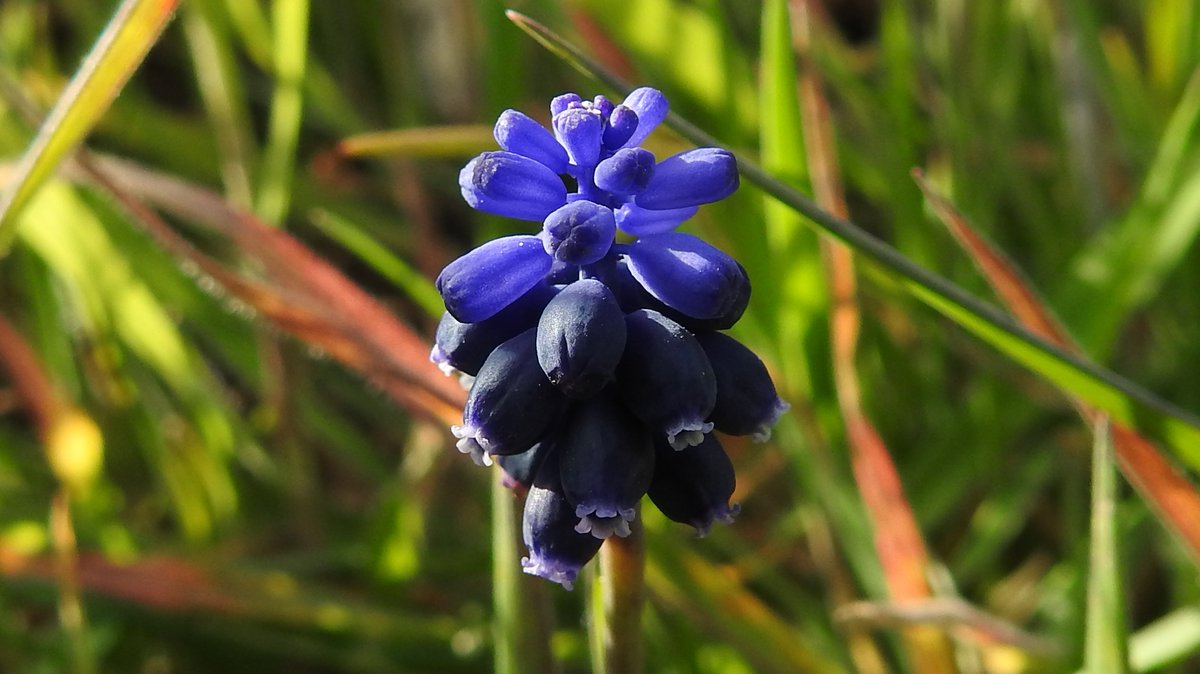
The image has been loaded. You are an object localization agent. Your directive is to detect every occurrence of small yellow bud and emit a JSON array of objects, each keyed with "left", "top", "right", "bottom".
[{"left": 46, "top": 408, "right": 104, "bottom": 496}]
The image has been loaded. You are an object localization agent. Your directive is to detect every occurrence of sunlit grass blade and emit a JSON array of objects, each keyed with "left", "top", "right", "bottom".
[
  {"left": 0, "top": 0, "right": 179, "bottom": 252},
  {"left": 18, "top": 180, "right": 241, "bottom": 540},
  {"left": 75, "top": 154, "right": 465, "bottom": 425},
  {"left": 255, "top": 0, "right": 309, "bottom": 225},
  {"left": 1085, "top": 418, "right": 1130, "bottom": 674},
  {"left": 503, "top": 10, "right": 1200, "bottom": 471},
  {"left": 790, "top": 2, "right": 956, "bottom": 670},
  {"left": 758, "top": 0, "right": 826, "bottom": 397},
  {"left": 1127, "top": 606, "right": 1200, "bottom": 672},
  {"left": 337, "top": 126, "right": 495, "bottom": 159},
  {"left": 915, "top": 171, "right": 1200, "bottom": 566}
]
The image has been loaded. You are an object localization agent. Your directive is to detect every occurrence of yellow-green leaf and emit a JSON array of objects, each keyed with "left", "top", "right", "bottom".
[{"left": 0, "top": 0, "right": 179, "bottom": 252}]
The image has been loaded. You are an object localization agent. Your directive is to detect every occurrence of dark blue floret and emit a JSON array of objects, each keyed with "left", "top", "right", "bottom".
[
  {"left": 496, "top": 439, "right": 556, "bottom": 490},
  {"left": 622, "top": 232, "right": 750, "bottom": 323},
  {"left": 558, "top": 395, "right": 654, "bottom": 539},
  {"left": 635, "top": 148, "right": 738, "bottom": 210},
  {"left": 453, "top": 329, "right": 567, "bottom": 462},
  {"left": 647, "top": 433, "right": 739, "bottom": 536},
  {"left": 522, "top": 455, "right": 603, "bottom": 590},
  {"left": 616, "top": 309, "right": 716, "bottom": 450},
  {"left": 435, "top": 235, "right": 552, "bottom": 323},
  {"left": 696, "top": 331, "right": 789, "bottom": 440},
  {"left": 541, "top": 201, "right": 616, "bottom": 266},
  {"left": 536, "top": 279, "right": 626, "bottom": 399},
  {"left": 459, "top": 151, "right": 568, "bottom": 221}
]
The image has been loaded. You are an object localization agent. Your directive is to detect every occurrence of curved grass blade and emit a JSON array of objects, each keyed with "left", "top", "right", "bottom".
[
  {"left": 0, "top": 0, "right": 180, "bottom": 252},
  {"left": 73, "top": 154, "right": 465, "bottom": 426},
  {"left": 503, "top": 10, "right": 1200, "bottom": 468},
  {"left": 915, "top": 171, "right": 1200, "bottom": 565}
]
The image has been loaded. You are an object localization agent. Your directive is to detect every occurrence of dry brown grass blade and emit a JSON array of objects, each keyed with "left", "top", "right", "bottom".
[
  {"left": 913, "top": 169, "right": 1200, "bottom": 564},
  {"left": 72, "top": 154, "right": 465, "bottom": 427},
  {"left": 794, "top": 2, "right": 958, "bottom": 671},
  {"left": 834, "top": 598, "right": 1062, "bottom": 660},
  {"left": 0, "top": 312, "right": 59, "bottom": 437}
]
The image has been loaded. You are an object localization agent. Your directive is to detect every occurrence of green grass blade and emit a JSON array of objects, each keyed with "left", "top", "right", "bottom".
[
  {"left": 1084, "top": 417, "right": 1130, "bottom": 673},
  {"left": 255, "top": 0, "right": 310, "bottom": 225},
  {"left": 504, "top": 10, "right": 1200, "bottom": 469},
  {"left": 0, "top": 0, "right": 179, "bottom": 252},
  {"left": 1065, "top": 71, "right": 1200, "bottom": 351},
  {"left": 1129, "top": 607, "right": 1200, "bottom": 672},
  {"left": 183, "top": 2, "right": 258, "bottom": 209},
  {"left": 307, "top": 208, "right": 444, "bottom": 319},
  {"left": 758, "top": 0, "right": 827, "bottom": 397}
]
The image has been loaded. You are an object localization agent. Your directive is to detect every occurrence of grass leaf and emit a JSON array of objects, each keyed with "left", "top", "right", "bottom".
[
  {"left": 1085, "top": 417, "right": 1130, "bottom": 673},
  {"left": 0, "top": 0, "right": 179, "bottom": 251}
]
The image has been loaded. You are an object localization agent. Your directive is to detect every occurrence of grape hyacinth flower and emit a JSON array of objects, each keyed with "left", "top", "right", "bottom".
[{"left": 434, "top": 87, "right": 788, "bottom": 588}]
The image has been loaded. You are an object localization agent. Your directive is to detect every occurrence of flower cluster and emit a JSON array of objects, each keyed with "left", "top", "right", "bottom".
[{"left": 433, "top": 87, "right": 787, "bottom": 589}]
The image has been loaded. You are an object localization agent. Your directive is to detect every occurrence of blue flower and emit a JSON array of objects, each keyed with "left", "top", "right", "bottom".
[{"left": 434, "top": 88, "right": 783, "bottom": 588}]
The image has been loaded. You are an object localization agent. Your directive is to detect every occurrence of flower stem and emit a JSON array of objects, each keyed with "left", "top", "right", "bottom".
[
  {"left": 589, "top": 511, "right": 645, "bottom": 674},
  {"left": 492, "top": 475, "right": 558, "bottom": 674},
  {"left": 51, "top": 491, "right": 95, "bottom": 674}
]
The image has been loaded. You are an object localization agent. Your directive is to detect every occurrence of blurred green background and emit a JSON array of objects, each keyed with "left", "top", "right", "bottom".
[{"left": 1, "top": 0, "right": 1200, "bottom": 672}]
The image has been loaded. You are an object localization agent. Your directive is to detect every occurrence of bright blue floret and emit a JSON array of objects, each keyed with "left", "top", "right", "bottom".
[{"left": 435, "top": 87, "right": 786, "bottom": 588}]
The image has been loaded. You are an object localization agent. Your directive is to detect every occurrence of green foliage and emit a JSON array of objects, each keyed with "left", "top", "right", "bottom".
[{"left": 1, "top": 1, "right": 1200, "bottom": 673}]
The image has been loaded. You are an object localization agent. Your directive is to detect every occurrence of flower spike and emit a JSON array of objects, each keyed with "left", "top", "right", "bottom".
[{"left": 438, "top": 86, "right": 783, "bottom": 585}]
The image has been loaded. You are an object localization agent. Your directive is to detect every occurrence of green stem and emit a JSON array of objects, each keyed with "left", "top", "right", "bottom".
[
  {"left": 51, "top": 491, "right": 95, "bottom": 674},
  {"left": 256, "top": 0, "right": 309, "bottom": 225},
  {"left": 492, "top": 475, "right": 558, "bottom": 674},
  {"left": 1085, "top": 417, "right": 1130, "bottom": 673},
  {"left": 589, "top": 513, "right": 645, "bottom": 674}
]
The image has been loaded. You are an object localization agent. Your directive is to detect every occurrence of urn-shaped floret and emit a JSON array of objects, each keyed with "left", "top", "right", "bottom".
[
  {"left": 453, "top": 329, "right": 567, "bottom": 462},
  {"left": 536, "top": 279, "right": 627, "bottom": 399},
  {"left": 696, "top": 331, "right": 789, "bottom": 440},
  {"left": 616, "top": 309, "right": 716, "bottom": 449},
  {"left": 648, "top": 433, "right": 739, "bottom": 536},
  {"left": 557, "top": 395, "right": 655, "bottom": 539},
  {"left": 522, "top": 459, "right": 604, "bottom": 590}
]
